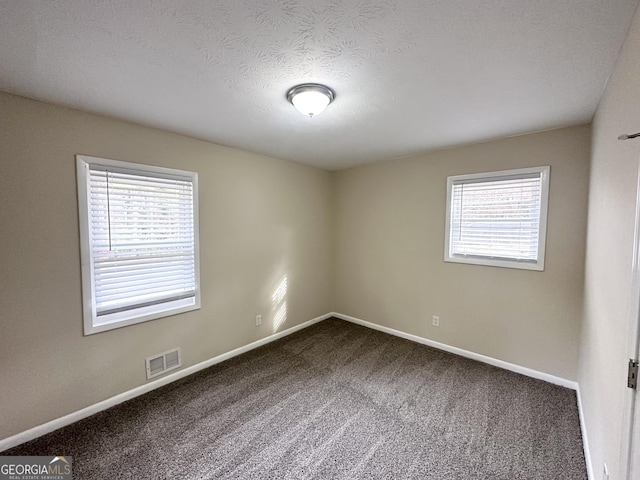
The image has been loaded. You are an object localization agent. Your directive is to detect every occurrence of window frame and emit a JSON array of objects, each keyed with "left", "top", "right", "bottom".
[
  {"left": 444, "top": 166, "right": 550, "bottom": 271},
  {"left": 76, "top": 155, "right": 201, "bottom": 335}
]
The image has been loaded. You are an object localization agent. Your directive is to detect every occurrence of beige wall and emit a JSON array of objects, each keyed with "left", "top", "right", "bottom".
[
  {"left": 334, "top": 126, "right": 590, "bottom": 380},
  {"left": 0, "top": 92, "right": 333, "bottom": 440},
  {"left": 580, "top": 3, "right": 640, "bottom": 477}
]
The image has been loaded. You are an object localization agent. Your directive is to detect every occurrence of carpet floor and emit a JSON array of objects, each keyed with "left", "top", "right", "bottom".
[{"left": 5, "top": 317, "right": 587, "bottom": 479}]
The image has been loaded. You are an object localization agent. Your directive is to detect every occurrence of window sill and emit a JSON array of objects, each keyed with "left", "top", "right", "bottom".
[{"left": 83, "top": 297, "right": 200, "bottom": 335}]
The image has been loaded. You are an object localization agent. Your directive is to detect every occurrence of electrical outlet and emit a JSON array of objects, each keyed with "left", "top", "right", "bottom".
[
  {"left": 255, "top": 314, "right": 262, "bottom": 326},
  {"left": 603, "top": 462, "right": 609, "bottom": 480},
  {"left": 432, "top": 316, "right": 440, "bottom": 327}
]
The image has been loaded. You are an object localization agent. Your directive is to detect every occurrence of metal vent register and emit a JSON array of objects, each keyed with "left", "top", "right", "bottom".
[{"left": 145, "top": 348, "right": 181, "bottom": 379}]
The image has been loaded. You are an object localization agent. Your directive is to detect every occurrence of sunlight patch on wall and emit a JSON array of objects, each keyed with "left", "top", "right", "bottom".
[{"left": 272, "top": 275, "right": 288, "bottom": 332}]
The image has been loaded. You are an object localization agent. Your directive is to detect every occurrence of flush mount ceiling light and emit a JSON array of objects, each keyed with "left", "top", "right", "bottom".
[{"left": 286, "top": 83, "right": 335, "bottom": 118}]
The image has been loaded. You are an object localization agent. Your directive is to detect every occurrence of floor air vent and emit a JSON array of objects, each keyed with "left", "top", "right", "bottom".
[{"left": 146, "top": 348, "right": 181, "bottom": 380}]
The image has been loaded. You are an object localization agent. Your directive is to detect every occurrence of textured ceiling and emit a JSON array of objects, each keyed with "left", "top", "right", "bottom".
[{"left": 0, "top": 0, "right": 638, "bottom": 170}]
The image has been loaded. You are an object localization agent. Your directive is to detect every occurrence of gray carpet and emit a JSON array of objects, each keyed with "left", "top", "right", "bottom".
[{"left": 5, "top": 317, "right": 587, "bottom": 479}]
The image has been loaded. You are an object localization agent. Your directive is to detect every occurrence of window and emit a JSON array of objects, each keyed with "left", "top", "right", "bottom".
[
  {"left": 76, "top": 155, "right": 200, "bottom": 335},
  {"left": 444, "top": 166, "right": 550, "bottom": 271}
]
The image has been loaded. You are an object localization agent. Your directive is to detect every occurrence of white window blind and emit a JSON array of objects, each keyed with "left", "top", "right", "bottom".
[
  {"left": 77, "top": 156, "right": 200, "bottom": 334},
  {"left": 445, "top": 166, "right": 550, "bottom": 271}
]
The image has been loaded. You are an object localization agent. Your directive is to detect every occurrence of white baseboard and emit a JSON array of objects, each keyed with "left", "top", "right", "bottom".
[
  {"left": 331, "top": 312, "right": 578, "bottom": 390},
  {"left": 0, "top": 312, "right": 332, "bottom": 453},
  {"left": 576, "top": 385, "right": 594, "bottom": 480}
]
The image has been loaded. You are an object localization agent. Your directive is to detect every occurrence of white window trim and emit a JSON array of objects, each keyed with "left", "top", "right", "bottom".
[
  {"left": 76, "top": 155, "right": 201, "bottom": 335},
  {"left": 444, "top": 166, "right": 550, "bottom": 271}
]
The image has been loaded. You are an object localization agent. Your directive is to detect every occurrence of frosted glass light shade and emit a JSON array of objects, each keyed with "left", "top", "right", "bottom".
[
  {"left": 287, "top": 84, "right": 335, "bottom": 117},
  {"left": 292, "top": 90, "right": 330, "bottom": 117}
]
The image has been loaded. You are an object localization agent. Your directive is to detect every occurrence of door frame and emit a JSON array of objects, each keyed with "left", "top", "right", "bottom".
[{"left": 621, "top": 164, "right": 640, "bottom": 480}]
